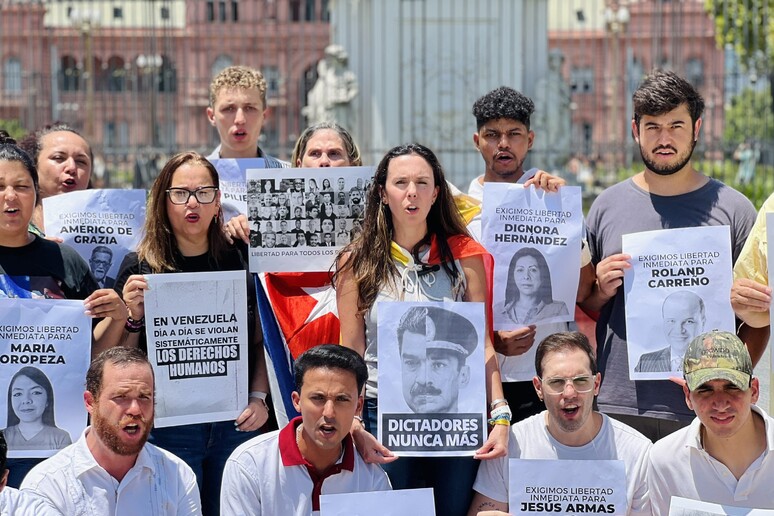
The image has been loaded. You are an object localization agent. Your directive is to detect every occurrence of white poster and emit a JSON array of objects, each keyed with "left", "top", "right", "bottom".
[
  {"left": 143, "top": 271, "right": 249, "bottom": 427},
  {"left": 209, "top": 158, "right": 267, "bottom": 222},
  {"left": 623, "top": 226, "right": 735, "bottom": 380},
  {"left": 0, "top": 299, "right": 90, "bottom": 458},
  {"left": 482, "top": 183, "right": 582, "bottom": 329},
  {"left": 669, "top": 496, "right": 774, "bottom": 515},
  {"left": 43, "top": 189, "right": 146, "bottom": 289},
  {"left": 509, "top": 459, "right": 627, "bottom": 515},
  {"left": 376, "top": 301, "right": 486, "bottom": 457},
  {"left": 320, "top": 488, "right": 434, "bottom": 516},
  {"left": 246, "top": 166, "right": 373, "bottom": 272}
]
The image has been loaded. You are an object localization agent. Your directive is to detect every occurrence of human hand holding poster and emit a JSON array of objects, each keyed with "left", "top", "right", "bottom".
[
  {"left": 669, "top": 497, "right": 774, "bottom": 515},
  {"left": 320, "top": 488, "right": 434, "bottom": 516},
  {"left": 623, "top": 226, "right": 735, "bottom": 380},
  {"left": 509, "top": 459, "right": 627, "bottom": 515},
  {"left": 209, "top": 158, "right": 267, "bottom": 221},
  {"left": 43, "top": 189, "right": 145, "bottom": 289},
  {"left": 481, "top": 183, "right": 582, "bottom": 329},
  {"left": 0, "top": 298, "right": 90, "bottom": 458},
  {"left": 246, "top": 166, "right": 374, "bottom": 272},
  {"left": 376, "top": 301, "right": 486, "bottom": 457},
  {"left": 142, "top": 271, "right": 248, "bottom": 427}
]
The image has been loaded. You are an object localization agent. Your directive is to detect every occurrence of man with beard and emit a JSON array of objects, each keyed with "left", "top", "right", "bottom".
[
  {"left": 20, "top": 347, "right": 201, "bottom": 514},
  {"left": 220, "top": 345, "right": 390, "bottom": 514},
  {"left": 468, "top": 332, "right": 652, "bottom": 516},
  {"left": 581, "top": 70, "right": 760, "bottom": 442},
  {"left": 466, "top": 86, "right": 595, "bottom": 424}
]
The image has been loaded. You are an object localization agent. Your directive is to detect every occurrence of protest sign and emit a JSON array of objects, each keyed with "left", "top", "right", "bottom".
[
  {"left": 143, "top": 271, "right": 249, "bottom": 427},
  {"left": 377, "top": 301, "right": 486, "bottom": 456},
  {"left": 623, "top": 226, "right": 734, "bottom": 379},
  {"left": 43, "top": 189, "right": 145, "bottom": 289},
  {"left": 509, "top": 459, "right": 627, "bottom": 515},
  {"left": 320, "top": 488, "right": 434, "bottom": 516},
  {"left": 0, "top": 298, "right": 90, "bottom": 458},
  {"left": 209, "top": 158, "right": 267, "bottom": 222},
  {"left": 669, "top": 496, "right": 774, "bottom": 515},
  {"left": 482, "top": 183, "right": 582, "bottom": 329},
  {"left": 246, "top": 166, "right": 373, "bottom": 272}
]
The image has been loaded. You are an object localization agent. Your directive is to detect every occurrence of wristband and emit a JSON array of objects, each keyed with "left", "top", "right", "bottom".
[
  {"left": 249, "top": 391, "right": 267, "bottom": 401},
  {"left": 490, "top": 405, "right": 512, "bottom": 420},
  {"left": 490, "top": 419, "right": 511, "bottom": 426},
  {"left": 353, "top": 415, "right": 364, "bottom": 426},
  {"left": 489, "top": 398, "right": 509, "bottom": 410},
  {"left": 124, "top": 316, "right": 145, "bottom": 333}
]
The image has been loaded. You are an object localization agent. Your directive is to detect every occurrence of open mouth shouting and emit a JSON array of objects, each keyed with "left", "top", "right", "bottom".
[{"left": 185, "top": 213, "right": 200, "bottom": 223}]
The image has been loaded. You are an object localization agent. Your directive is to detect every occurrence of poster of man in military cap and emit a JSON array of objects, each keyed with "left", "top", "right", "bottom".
[{"left": 377, "top": 301, "right": 487, "bottom": 457}]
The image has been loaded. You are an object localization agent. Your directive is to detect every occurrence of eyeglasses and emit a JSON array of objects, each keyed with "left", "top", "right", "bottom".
[
  {"left": 166, "top": 187, "right": 218, "bottom": 205},
  {"left": 539, "top": 375, "right": 595, "bottom": 395}
]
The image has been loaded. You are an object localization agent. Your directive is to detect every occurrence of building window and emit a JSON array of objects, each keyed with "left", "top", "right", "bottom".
[
  {"left": 290, "top": 0, "right": 301, "bottom": 21},
  {"left": 211, "top": 55, "right": 233, "bottom": 79},
  {"left": 685, "top": 58, "right": 704, "bottom": 88},
  {"left": 305, "top": 0, "right": 315, "bottom": 21},
  {"left": 570, "top": 67, "right": 594, "bottom": 94},
  {"left": 3, "top": 57, "right": 22, "bottom": 95},
  {"left": 321, "top": 0, "right": 330, "bottom": 21},
  {"left": 60, "top": 55, "right": 80, "bottom": 92},
  {"left": 158, "top": 57, "right": 177, "bottom": 93},
  {"left": 106, "top": 56, "right": 126, "bottom": 92},
  {"left": 231, "top": 1, "right": 239, "bottom": 21},
  {"left": 206, "top": 1, "right": 214, "bottom": 21},
  {"left": 161, "top": 6, "right": 170, "bottom": 20},
  {"left": 263, "top": 66, "right": 280, "bottom": 96},
  {"left": 113, "top": 7, "right": 123, "bottom": 19},
  {"left": 219, "top": 1, "right": 227, "bottom": 21}
]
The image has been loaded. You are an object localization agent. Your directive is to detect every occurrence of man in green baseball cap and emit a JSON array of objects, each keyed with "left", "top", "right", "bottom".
[{"left": 647, "top": 330, "right": 774, "bottom": 514}]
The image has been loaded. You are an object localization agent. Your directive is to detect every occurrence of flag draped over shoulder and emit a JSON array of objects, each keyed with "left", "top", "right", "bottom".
[{"left": 260, "top": 194, "right": 491, "bottom": 426}]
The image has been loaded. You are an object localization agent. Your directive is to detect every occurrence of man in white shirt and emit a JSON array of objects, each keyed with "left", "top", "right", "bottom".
[
  {"left": 468, "top": 332, "right": 652, "bottom": 515},
  {"left": 0, "top": 430, "right": 61, "bottom": 516},
  {"left": 467, "top": 87, "right": 594, "bottom": 421},
  {"left": 648, "top": 330, "right": 774, "bottom": 514},
  {"left": 21, "top": 347, "right": 201, "bottom": 515},
  {"left": 221, "top": 344, "right": 390, "bottom": 515}
]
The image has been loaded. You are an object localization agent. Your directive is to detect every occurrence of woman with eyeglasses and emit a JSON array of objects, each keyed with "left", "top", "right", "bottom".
[{"left": 113, "top": 151, "right": 268, "bottom": 514}]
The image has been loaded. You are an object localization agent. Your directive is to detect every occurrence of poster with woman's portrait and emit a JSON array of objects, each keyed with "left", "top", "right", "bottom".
[
  {"left": 0, "top": 299, "right": 90, "bottom": 458},
  {"left": 623, "top": 226, "right": 735, "bottom": 380},
  {"left": 43, "top": 189, "right": 146, "bottom": 289},
  {"left": 481, "top": 183, "right": 583, "bottom": 330},
  {"left": 246, "top": 166, "right": 374, "bottom": 273}
]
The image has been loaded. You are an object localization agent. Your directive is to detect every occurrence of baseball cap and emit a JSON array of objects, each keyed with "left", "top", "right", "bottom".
[{"left": 683, "top": 330, "right": 753, "bottom": 391}]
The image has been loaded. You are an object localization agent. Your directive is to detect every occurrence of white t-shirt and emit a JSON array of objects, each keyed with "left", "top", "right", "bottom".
[
  {"left": 0, "top": 486, "right": 61, "bottom": 516},
  {"left": 473, "top": 411, "right": 652, "bottom": 515},
  {"left": 648, "top": 404, "right": 774, "bottom": 515},
  {"left": 20, "top": 428, "right": 201, "bottom": 516},
  {"left": 221, "top": 417, "right": 391, "bottom": 515}
]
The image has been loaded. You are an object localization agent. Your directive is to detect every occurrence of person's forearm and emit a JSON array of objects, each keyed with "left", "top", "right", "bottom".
[
  {"left": 738, "top": 322, "right": 770, "bottom": 366},
  {"left": 579, "top": 281, "right": 614, "bottom": 313}
]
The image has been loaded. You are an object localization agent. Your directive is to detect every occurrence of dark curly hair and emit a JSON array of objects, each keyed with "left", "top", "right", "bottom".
[
  {"left": 632, "top": 70, "right": 704, "bottom": 128},
  {"left": 472, "top": 86, "right": 535, "bottom": 130}
]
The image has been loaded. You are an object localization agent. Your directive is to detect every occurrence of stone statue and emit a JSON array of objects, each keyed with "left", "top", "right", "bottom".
[
  {"left": 533, "top": 49, "right": 572, "bottom": 171},
  {"left": 302, "top": 44, "right": 359, "bottom": 131}
]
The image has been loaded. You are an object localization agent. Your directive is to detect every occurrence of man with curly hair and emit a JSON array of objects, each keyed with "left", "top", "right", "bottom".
[{"left": 206, "top": 65, "right": 289, "bottom": 167}]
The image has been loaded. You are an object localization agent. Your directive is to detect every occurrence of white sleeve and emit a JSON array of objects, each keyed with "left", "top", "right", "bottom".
[
  {"left": 177, "top": 464, "right": 202, "bottom": 516},
  {"left": 471, "top": 455, "right": 508, "bottom": 503},
  {"left": 220, "top": 458, "right": 262, "bottom": 516}
]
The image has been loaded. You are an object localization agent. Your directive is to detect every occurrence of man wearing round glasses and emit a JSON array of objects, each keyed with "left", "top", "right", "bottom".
[{"left": 468, "top": 332, "right": 652, "bottom": 515}]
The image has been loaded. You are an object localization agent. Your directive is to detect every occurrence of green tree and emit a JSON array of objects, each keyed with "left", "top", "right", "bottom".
[
  {"left": 0, "top": 119, "right": 26, "bottom": 140},
  {"left": 724, "top": 85, "right": 774, "bottom": 144},
  {"left": 705, "top": 0, "right": 774, "bottom": 108}
]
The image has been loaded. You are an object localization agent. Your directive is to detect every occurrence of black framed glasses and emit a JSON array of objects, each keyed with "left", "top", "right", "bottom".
[
  {"left": 539, "top": 375, "right": 595, "bottom": 395},
  {"left": 166, "top": 187, "right": 218, "bottom": 205}
]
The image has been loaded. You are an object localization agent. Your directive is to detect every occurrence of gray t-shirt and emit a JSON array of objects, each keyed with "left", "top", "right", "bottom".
[{"left": 586, "top": 177, "right": 756, "bottom": 421}]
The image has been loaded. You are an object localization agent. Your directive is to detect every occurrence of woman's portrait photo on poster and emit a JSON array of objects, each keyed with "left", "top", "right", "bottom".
[
  {"left": 3, "top": 366, "right": 72, "bottom": 451},
  {"left": 497, "top": 246, "right": 568, "bottom": 325}
]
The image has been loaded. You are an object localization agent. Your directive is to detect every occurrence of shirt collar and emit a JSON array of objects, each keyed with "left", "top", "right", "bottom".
[
  {"left": 278, "top": 416, "right": 355, "bottom": 471},
  {"left": 72, "top": 427, "right": 156, "bottom": 479}
]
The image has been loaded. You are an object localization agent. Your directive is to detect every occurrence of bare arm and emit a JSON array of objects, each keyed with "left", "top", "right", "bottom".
[
  {"left": 579, "top": 253, "right": 631, "bottom": 313},
  {"left": 461, "top": 255, "right": 508, "bottom": 460},
  {"left": 224, "top": 214, "right": 250, "bottom": 245},
  {"left": 86, "top": 289, "right": 129, "bottom": 358},
  {"left": 738, "top": 322, "right": 769, "bottom": 367},
  {"left": 731, "top": 278, "right": 772, "bottom": 329},
  {"left": 236, "top": 309, "right": 270, "bottom": 431},
  {"left": 467, "top": 492, "right": 509, "bottom": 516}
]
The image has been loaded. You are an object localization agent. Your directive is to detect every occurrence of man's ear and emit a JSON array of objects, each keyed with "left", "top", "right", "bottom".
[
  {"left": 631, "top": 119, "right": 640, "bottom": 143},
  {"left": 206, "top": 106, "right": 216, "bottom": 126},
  {"left": 84, "top": 391, "right": 96, "bottom": 416},
  {"left": 291, "top": 391, "right": 301, "bottom": 413},
  {"left": 459, "top": 365, "right": 470, "bottom": 388},
  {"left": 473, "top": 132, "right": 480, "bottom": 151},
  {"left": 527, "top": 130, "right": 535, "bottom": 150},
  {"left": 693, "top": 117, "right": 703, "bottom": 141},
  {"left": 532, "top": 375, "right": 543, "bottom": 400},
  {"left": 683, "top": 383, "right": 693, "bottom": 411}
]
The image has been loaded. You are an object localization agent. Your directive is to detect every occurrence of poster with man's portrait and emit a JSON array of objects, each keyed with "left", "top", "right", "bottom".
[
  {"left": 246, "top": 166, "right": 374, "bottom": 273},
  {"left": 0, "top": 299, "right": 90, "bottom": 458},
  {"left": 43, "top": 189, "right": 146, "bottom": 289},
  {"left": 481, "top": 183, "right": 583, "bottom": 330},
  {"left": 623, "top": 226, "right": 735, "bottom": 380},
  {"left": 376, "top": 301, "right": 486, "bottom": 457}
]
